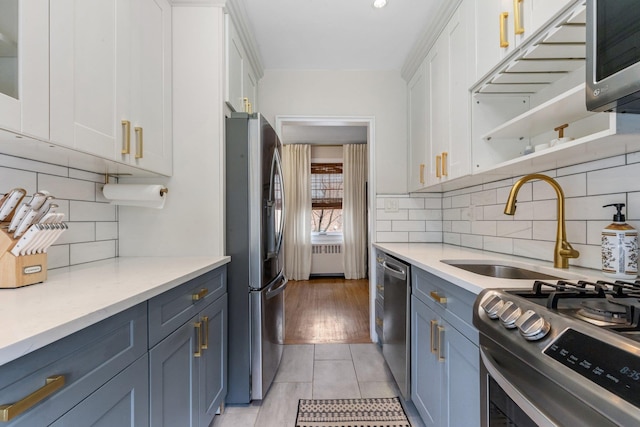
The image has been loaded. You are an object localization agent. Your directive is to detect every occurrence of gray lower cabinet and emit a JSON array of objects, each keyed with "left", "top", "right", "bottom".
[
  {"left": 411, "top": 267, "right": 480, "bottom": 427},
  {"left": 149, "top": 278, "right": 228, "bottom": 427},
  {"left": 50, "top": 356, "right": 149, "bottom": 427},
  {"left": 0, "top": 265, "right": 228, "bottom": 427},
  {"left": 0, "top": 304, "right": 147, "bottom": 427}
]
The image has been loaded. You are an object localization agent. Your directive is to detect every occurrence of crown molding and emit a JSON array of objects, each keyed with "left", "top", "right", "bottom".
[
  {"left": 400, "top": 0, "right": 462, "bottom": 82},
  {"left": 224, "top": 0, "right": 264, "bottom": 79}
]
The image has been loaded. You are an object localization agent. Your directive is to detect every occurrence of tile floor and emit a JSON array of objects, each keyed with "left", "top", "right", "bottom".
[{"left": 212, "top": 343, "right": 426, "bottom": 427}]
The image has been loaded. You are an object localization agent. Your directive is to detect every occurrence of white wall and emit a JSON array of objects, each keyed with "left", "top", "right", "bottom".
[
  {"left": 258, "top": 69, "right": 408, "bottom": 194},
  {"left": 118, "top": 6, "right": 226, "bottom": 257}
]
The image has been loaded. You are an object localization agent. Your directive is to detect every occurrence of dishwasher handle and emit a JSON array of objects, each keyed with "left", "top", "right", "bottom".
[{"left": 382, "top": 260, "right": 407, "bottom": 280}]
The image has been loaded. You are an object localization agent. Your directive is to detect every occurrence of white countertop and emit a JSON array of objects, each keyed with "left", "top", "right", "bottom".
[
  {"left": 0, "top": 256, "right": 230, "bottom": 367},
  {"left": 373, "top": 243, "right": 602, "bottom": 294}
]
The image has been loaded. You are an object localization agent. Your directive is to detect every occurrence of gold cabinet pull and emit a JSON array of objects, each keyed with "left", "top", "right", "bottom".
[
  {"left": 0, "top": 375, "right": 65, "bottom": 421},
  {"left": 430, "top": 291, "right": 447, "bottom": 305},
  {"left": 375, "top": 317, "right": 383, "bottom": 327},
  {"left": 243, "top": 97, "right": 250, "bottom": 113},
  {"left": 376, "top": 284, "right": 383, "bottom": 293},
  {"left": 202, "top": 316, "right": 209, "bottom": 350},
  {"left": 430, "top": 319, "right": 438, "bottom": 354},
  {"left": 500, "top": 12, "right": 509, "bottom": 48},
  {"left": 441, "top": 152, "right": 448, "bottom": 176},
  {"left": 435, "top": 155, "right": 442, "bottom": 178},
  {"left": 121, "top": 120, "right": 131, "bottom": 154},
  {"left": 419, "top": 163, "right": 425, "bottom": 184},
  {"left": 437, "top": 325, "right": 446, "bottom": 361},
  {"left": 134, "top": 127, "right": 143, "bottom": 159},
  {"left": 192, "top": 288, "right": 208, "bottom": 301},
  {"left": 514, "top": 0, "right": 524, "bottom": 35},
  {"left": 194, "top": 321, "right": 203, "bottom": 357}
]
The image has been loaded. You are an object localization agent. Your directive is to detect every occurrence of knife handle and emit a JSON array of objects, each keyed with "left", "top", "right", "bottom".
[
  {"left": 14, "top": 209, "right": 38, "bottom": 238},
  {"left": 0, "top": 189, "right": 26, "bottom": 222},
  {"left": 8, "top": 203, "right": 30, "bottom": 232}
]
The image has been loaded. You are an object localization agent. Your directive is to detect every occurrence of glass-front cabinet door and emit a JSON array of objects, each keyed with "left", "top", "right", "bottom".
[
  {"left": 0, "top": 0, "right": 18, "bottom": 100},
  {"left": 0, "top": 0, "right": 49, "bottom": 139}
]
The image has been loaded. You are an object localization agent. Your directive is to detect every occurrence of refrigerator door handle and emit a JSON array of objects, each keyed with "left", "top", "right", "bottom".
[{"left": 266, "top": 276, "right": 288, "bottom": 300}]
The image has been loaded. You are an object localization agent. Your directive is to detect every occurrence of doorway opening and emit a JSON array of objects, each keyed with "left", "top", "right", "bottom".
[{"left": 275, "top": 116, "right": 376, "bottom": 344}]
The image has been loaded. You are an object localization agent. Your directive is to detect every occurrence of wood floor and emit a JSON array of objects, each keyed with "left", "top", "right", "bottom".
[{"left": 284, "top": 277, "right": 371, "bottom": 344}]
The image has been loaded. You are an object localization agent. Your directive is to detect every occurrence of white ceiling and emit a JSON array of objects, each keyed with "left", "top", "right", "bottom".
[{"left": 238, "top": 0, "right": 446, "bottom": 70}]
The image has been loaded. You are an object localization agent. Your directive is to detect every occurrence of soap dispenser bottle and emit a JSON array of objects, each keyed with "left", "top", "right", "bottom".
[{"left": 602, "top": 203, "right": 638, "bottom": 279}]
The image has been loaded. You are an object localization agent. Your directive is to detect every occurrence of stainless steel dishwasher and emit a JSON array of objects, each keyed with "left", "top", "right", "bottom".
[{"left": 381, "top": 252, "right": 411, "bottom": 400}]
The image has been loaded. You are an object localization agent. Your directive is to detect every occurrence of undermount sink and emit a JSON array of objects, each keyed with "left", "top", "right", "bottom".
[{"left": 441, "top": 260, "right": 563, "bottom": 280}]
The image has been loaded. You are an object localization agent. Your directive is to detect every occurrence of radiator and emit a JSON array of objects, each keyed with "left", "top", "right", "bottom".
[{"left": 311, "top": 244, "right": 344, "bottom": 275}]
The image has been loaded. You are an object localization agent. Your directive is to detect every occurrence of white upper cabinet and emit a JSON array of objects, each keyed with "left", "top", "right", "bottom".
[
  {"left": 225, "top": 15, "right": 258, "bottom": 113},
  {"left": 475, "top": 0, "right": 573, "bottom": 81},
  {"left": 407, "top": 61, "right": 428, "bottom": 192},
  {"left": 50, "top": 0, "right": 172, "bottom": 175},
  {"left": 0, "top": 0, "right": 49, "bottom": 140}
]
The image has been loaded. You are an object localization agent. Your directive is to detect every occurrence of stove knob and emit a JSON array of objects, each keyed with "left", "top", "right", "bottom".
[
  {"left": 497, "top": 301, "right": 521, "bottom": 329},
  {"left": 515, "top": 310, "right": 551, "bottom": 341},
  {"left": 480, "top": 294, "right": 504, "bottom": 319}
]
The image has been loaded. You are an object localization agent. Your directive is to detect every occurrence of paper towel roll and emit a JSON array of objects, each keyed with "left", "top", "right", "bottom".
[{"left": 102, "top": 184, "right": 167, "bottom": 209}]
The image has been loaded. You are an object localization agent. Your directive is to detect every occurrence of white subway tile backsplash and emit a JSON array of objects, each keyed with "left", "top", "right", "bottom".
[
  {"left": 377, "top": 231, "right": 409, "bottom": 242},
  {"left": 392, "top": 221, "right": 425, "bottom": 232},
  {"left": 0, "top": 154, "right": 68, "bottom": 176},
  {"left": 399, "top": 197, "right": 424, "bottom": 209},
  {"left": 39, "top": 174, "right": 96, "bottom": 201},
  {"left": 451, "top": 193, "right": 471, "bottom": 208},
  {"left": 376, "top": 209, "right": 409, "bottom": 221},
  {"left": 70, "top": 240, "right": 117, "bottom": 265},
  {"left": 425, "top": 220, "right": 443, "bottom": 232},
  {"left": 471, "top": 189, "right": 497, "bottom": 206},
  {"left": 409, "top": 232, "right": 442, "bottom": 243},
  {"left": 497, "top": 221, "right": 532, "bottom": 239},
  {"left": 377, "top": 220, "right": 392, "bottom": 232},
  {"left": 472, "top": 221, "right": 497, "bottom": 236},
  {"left": 0, "top": 154, "right": 120, "bottom": 271},
  {"left": 96, "top": 222, "right": 118, "bottom": 241},
  {"left": 558, "top": 155, "right": 625, "bottom": 176},
  {"left": 587, "top": 163, "right": 640, "bottom": 195},
  {"left": 379, "top": 151, "right": 640, "bottom": 272},
  {"left": 70, "top": 201, "right": 117, "bottom": 222},
  {"left": 483, "top": 236, "right": 513, "bottom": 254},
  {"left": 0, "top": 167, "right": 37, "bottom": 194},
  {"left": 56, "top": 222, "right": 96, "bottom": 245}
]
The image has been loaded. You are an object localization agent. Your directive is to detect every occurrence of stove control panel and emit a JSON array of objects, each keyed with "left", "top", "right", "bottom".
[
  {"left": 480, "top": 293, "right": 550, "bottom": 341},
  {"left": 545, "top": 328, "right": 640, "bottom": 408},
  {"left": 497, "top": 301, "right": 522, "bottom": 329}
]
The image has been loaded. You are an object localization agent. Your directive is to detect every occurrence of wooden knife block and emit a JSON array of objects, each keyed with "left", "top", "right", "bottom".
[{"left": 0, "top": 226, "right": 47, "bottom": 288}]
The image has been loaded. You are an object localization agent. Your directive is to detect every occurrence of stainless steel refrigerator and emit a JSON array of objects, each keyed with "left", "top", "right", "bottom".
[{"left": 225, "top": 112, "right": 287, "bottom": 404}]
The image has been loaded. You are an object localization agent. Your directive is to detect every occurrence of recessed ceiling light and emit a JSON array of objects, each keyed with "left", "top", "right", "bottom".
[{"left": 373, "top": 0, "right": 388, "bottom": 9}]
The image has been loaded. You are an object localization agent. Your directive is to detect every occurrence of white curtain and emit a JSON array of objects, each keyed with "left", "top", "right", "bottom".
[
  {"left": 282, "top": 144, "right": 312, "bottom": 280},
  {"left": 342, "top": 144, "right": 368, "bottom": 279}
]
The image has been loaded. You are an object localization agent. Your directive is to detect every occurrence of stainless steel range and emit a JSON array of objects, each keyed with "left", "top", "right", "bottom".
[{"left": 474, "top": 279, "right": 640, "bottom": 427}]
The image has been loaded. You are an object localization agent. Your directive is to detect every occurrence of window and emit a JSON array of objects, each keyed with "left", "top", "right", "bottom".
[{"left": 311, "top": 163, "right": 343, "bottom": 234}]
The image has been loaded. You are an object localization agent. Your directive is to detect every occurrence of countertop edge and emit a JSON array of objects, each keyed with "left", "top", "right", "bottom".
[{"left": 0, "top": 255, "right": 231, "bottom": 367}]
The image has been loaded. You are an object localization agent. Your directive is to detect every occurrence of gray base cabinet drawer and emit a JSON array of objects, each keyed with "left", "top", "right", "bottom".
[
  {"left": 412, "top": 266, "right": 478, "bottom": 344},
  {"left": 150, "top": 292, "right": 227, "bottom": 427},
  {"left": 0, "top": 304, "right": 147, "bottom": 426},
  {"left": 50, "top": 356, "right": 149, "bottom": 427},
  {"left": 149, "top": 266, "right": 227, "bottom": 347}
]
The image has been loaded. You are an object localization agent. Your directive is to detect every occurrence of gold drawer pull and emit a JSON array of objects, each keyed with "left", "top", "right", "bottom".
[
  {"left": 438, "top": 325, "right": 446, "bottom": 362},
  {"left": 134, "top": 126, "right": 143, "bottom": 159},
  {"left": 121, "top": 120, "right": 131, "bottom": 154},
  {"left": 202, "top": 316, "right": 209, "bottom": 350},
  {"left": 441, "top": 152, "right": 448, "bottom": 177},
  {"left": 194, "top": 321, "right": 203, "bottom": 357},
  {"left": 375, "top": 317, "right": 383, "bottom": 327},
  {"left": 500, "top": 12, "right": 509, "bottom": 48},
  {"left": 192, "top": 288, "right": 208, "bottom": 301},
  {"left": 0, "top": 375, "right": 65, "bottom": 421},
  {"left": 430, "top": 291, "right": 447, "bottom": 305},
  {"left": 376, "top": 285, "right": 383, "bottom": 293},
  {"left": 514, "top": 0, "right": 524, "bottom": 35},
  {"left": 430, "top": 319, "right": 438, "bottom": 354}
]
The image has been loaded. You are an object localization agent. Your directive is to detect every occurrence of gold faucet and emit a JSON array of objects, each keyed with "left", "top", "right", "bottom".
[{"left": 504, "top": 174, "right": 579, "bottom": 269}]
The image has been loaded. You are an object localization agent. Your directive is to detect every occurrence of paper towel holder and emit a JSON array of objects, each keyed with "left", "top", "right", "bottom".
[{"left": 104, "top": 173, "right": 167, "bottom": 196}]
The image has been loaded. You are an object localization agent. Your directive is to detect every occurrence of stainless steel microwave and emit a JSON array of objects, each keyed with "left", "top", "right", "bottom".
[{"left": 586, "top": 0, "right": 640, "bottom": 113}]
